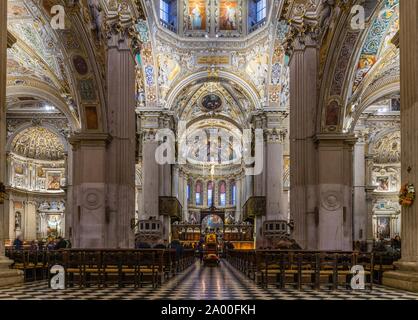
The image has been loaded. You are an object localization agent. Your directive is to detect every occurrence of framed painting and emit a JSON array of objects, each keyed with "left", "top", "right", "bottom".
[
  {"left": 185, "top": 0, "right": 209, "bottom": 35},
  {"left": 47, "top": 172, "right": 61, "bottom": 190},
  {"left": 216, "top": 0, "right": 242, "bottom": 36},
  {"left": 376, "top": 216, "right": 390, "bottom": 239},
  {"left": 219, "top": 0, "right": 238, "bottom": 30},
  {"left": 376, "top": 176, "right": 390, "bottom": 191}
]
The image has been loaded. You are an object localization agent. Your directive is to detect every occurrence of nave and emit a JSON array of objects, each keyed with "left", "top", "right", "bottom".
[{"left": 1, "top": 261, "right": 418, "bottom": 301}]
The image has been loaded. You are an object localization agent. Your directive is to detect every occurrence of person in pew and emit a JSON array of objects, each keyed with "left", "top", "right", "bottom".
[
  {"left": 13, "top": 236, "right": 23, "bottom": 251},
  {"left": 29, "top": 240, "right": 39, "bottom": 252},
  {"left": 54, "top": 237, "right": 68, "bottom": 250},
  {"left": 391, "top": 235, "right": 401, "bottom": 250}
]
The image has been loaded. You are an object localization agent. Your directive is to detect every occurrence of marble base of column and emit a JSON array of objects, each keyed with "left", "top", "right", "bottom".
[
  {"left": 383, "top": 262, "right": 418, "bottom": 292},
  {"left": 0, "top": 256, "right": 23, "bottom": 288}
]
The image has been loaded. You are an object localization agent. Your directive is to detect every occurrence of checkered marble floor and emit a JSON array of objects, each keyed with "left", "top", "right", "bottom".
[{"left": 1, "top": 260, "right": 418, "bottom": 300}]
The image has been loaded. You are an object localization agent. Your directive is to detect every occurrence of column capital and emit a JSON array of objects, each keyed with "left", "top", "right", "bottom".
[
  {"left": 265, "top": 128, "right": 287, "bottom": 143},
  {"left": 284, "top": 21, "right": 320, "bottom": 57},
  {"left": 105, "top": 15, "right": 142, "bottom": 54},
  {"left": 141, "top": 128, "right": 157, "bottom": 143}
]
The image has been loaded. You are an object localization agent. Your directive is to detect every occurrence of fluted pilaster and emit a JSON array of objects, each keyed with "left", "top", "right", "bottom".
[
  {"left": 288, "top": 30, "right": 319, "bottom": 249},
  {"left": 383, "top": 0, "right": 418, "bottom": 292}
]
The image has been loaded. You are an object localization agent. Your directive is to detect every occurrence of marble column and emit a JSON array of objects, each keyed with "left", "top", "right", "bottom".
[
  {"left": 316, "top": 134, "right": 356, "bottom": 251},
  {"left": 365, "top": 186, "right": 376, "bottom": 250},
  {"left": 0, "top": 0, "right": 8, "bottom": 257},
  {"left": 288, "top": 30, "right": 319, "bottom": 249},
  {"left": 353, "top": 141, "right": 367, "bottom": 242},
  {"left": 383, "top": 0, "right": 418, "bottom": 291},
  {"left": 182, "top": 173, "right": 188, "bottom": 221},
  {"left": 142, "top": 129, "right": 159, "bottom": 219},
  {"left": 242, "top": 174, "right": 252, "bottom": 204},
  {"left": 235, "top": 178, "right": 242, "bottom": 222},
  {"left": 265, "top": 128, "right": 286, "bottom": 221},
  {"left": 105, "top": 26, "right": 136, "bottom": 248},
  {"left": 24, "top": 201, "right": 37, "bottom": 241},
  {"left": 0, "top": 0, "right": 24, "bottom": 286},
  {"left": 172, "top": 165, "right": 180, "bottom": 200}
]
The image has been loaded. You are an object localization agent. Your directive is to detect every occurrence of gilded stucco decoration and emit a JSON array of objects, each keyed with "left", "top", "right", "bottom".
[{"left": 11, "top": 127, "right": 65, "bottom": 161}]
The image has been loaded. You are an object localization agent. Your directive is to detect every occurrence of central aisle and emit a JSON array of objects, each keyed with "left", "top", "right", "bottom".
[
  {"left": 148, "top": 260, "right": 270, "bottom": 300},
  {"left": 1, "top": 260, "right": 418, "bottom": 300}
]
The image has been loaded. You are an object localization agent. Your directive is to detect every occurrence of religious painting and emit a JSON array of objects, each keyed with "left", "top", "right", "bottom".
[
  {"left": 158, "top": 55, "right": 180, "bottom": 88},
  {"left": 325, "top": 101, "right": 340, "bottom": 126},
  {"left": 187, "top": 0, "right": 207, "bottom": 31},
  {"left": 47, "top": 214, "right": 62, "bottom": 238},
  {"left": 391, "top": 98, "right": 400, "bottom": 111},
  {"left": 15, "top": 212, "right": 22, "bottom": 231},
  {"left": 37, "top": 167, "right": 45, "bottom": 178},
  {"left": 14, "top": 163, "right": 24, "bottom": 175},
  {"left": 377, "top": 176, "right": 390, "bottom": 191},
  {"left": 47, "top": 172, "right": 61, "bottom": 190},
  {"left": 377, "top": 216, "right": 390, "bottom": 239},
  {"left": 220, "top": 0, "right": 239, "bottom": 31},
  {"left": 85, "top": 105, "right": 99, "bottom": 130},
  {"left": 79, "top": 79, "right": 96, "bottom": 101},
  {"left": 72, "top": 55, "right": 89, "bottom": 75},
  {"left": 246, "top": 53, "right": 269, "bottom": 88},
  {"left": 201, "top": 214, "right": 224, "bottom": 232},
  {"left": 201, "top": 94, "right": 223, "bottom": 111}
]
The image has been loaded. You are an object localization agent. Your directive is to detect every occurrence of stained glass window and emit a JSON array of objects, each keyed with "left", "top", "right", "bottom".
[
  {"left": 207, "top": 181, "right": 214, "bottom": 206},
  {"left": 219, "top": 181, "right": 226, "bottom": 206}
]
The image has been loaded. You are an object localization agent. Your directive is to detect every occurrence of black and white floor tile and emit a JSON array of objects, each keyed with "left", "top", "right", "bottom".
[{"left": 0, "top": 261, "right": 418, "bottom": 300}]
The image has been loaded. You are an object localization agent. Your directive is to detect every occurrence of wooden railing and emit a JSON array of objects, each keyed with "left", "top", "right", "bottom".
[
  {"left": 226, "top": 249, "right": 396, "bottom": 290},
  {"left": 6, "top": 248, "right": 195, "bottom": 288}
]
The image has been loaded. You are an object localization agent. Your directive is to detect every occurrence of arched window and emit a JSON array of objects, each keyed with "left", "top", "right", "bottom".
[
  {"left": 219, "top": 181, "right": 226, "bottom": 206},
  {"left": 207, "top": 181, "right": 214, "bottom": 207},
  {"left": 230, "top": 180, "right": 236, "bottom": 206},
  {"left": 195, "top": 181, "right": 203, "bottom": 205}
]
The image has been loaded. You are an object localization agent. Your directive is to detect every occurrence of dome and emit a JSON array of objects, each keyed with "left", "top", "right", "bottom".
[{"left": 11, "top": 127, "right": 65, "bottom": 161}]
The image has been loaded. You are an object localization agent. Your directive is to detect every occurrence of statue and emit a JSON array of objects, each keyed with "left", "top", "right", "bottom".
[{"left": 87, "top": 0, "right": 103, "bottom": 40}]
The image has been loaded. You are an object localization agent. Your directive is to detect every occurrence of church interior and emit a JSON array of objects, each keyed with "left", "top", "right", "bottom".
[{"left": 0, "top": 0, "right": 418, "bottom": 301}]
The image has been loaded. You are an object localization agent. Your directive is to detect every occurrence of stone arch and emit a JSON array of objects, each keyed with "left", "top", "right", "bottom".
[
  {"left": 6, "top": 83, "right": 80, "bottom": 131},
  {"left": 318, "top": 0, "right": 399, "bottom": 133},
  {"left": 346, "top": 80, "right": 399, "bottom": 132},
  {"left": 165, "top": 71, "right": 262, "bottom": 112}
]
